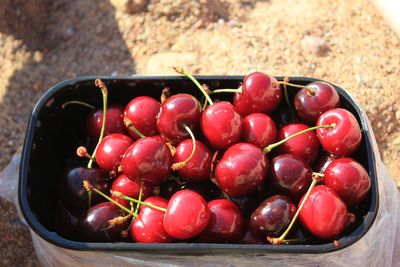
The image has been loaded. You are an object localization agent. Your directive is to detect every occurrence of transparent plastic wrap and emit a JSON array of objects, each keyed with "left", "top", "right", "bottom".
[{"left": 1, "top": 116, "right": 399, "bottom": 267}]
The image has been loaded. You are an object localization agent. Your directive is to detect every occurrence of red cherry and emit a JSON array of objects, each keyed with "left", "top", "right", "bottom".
[
  {"left": 96, "top": 133, "right": 133, "bottom": 172},
  {"left": 299, "top": 185, "right": 348, "bottom": 240},
  {"left": 124, "top": 96, "right": 161, "bottom": 139},
  {"left": 312, "top": 153, "right": 337, "bottom": 174},
  {"left": 157, "top": 93, "right": 201, "bottom": 145},
  {"left": 130, "top": 196, "right": 174, "bottom": 243},
  {"left": 86, "top": 105, "right": 125, "bottom": 141},
  {"left": 200, "top": 199, "right": 244, "bottom": 242},
  {"left": 233, "top": 72, "right": 282, "bottom": 115},
  {"left": 215, "top": 143, "right": 268, "bottom": 197},
  {"left": 201, "top": 101, "right": 243, "bottom": 150},
  {"left": 163, "top": 190, "right": 210, "bottom": 240},
  {"left": 111, "top": 174, "right": 154, "bottom": 208},
  {"left": 242, "top": 113, "right": 277, "bottom": 148},
  {"left": 173, "top": 139, "right": 212, "bottom": 181},
  {"left": 316, "top": 108, "right": 362, "bottom": 157},
  {"left": 324, "top": 158, "right": 371, "bottom": 208},
  {"left": 276, "top": 123, "right": 320, "bottom": 164},
  {"left": 121, "top": 136, "right": 173, "bottom": 185},
  {"left": 294, "top": 81, "right": 340, "bottom": 125}
]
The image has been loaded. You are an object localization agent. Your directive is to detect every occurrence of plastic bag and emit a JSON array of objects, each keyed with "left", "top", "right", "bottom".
[{"left": 1, "top": 119, "right": 400, "bottom": 267}]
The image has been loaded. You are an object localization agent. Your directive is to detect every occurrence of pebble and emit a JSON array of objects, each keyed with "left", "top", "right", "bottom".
[{"left": 301, "top": 35, "right": 330, "bottom": 56}]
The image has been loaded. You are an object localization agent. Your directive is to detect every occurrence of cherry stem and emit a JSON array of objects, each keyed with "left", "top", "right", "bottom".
[
  {"left": 277, "top": 81, "right": 311, "bottom": 89},
  {"left": 108, "top": 203, "right": 136, "bottom": 226},
  {"left": 209, "top": 86, "right": 242, "bottom": 95},
  {"left": 61, "top": 100, "right": 95, "bottom": 110},
  {"left": 76, "top": 146, "right": 95, "bottom": 161},
  {"left": 171, "top": 124, "right": 196, "bottom": 171},
  {"left": 83, "top": 180, "right": 131, "bottom": 213},
  {"left": 263, "top": 124, "right": 335, "bottom": 153},
  {"left": 88, "top": 79, "right": 108, "bottom": 168},
  {"left": 282, "top": 77, "right": 295, "bottom": 116},
  {"left": 124, "top": 117, "right": 145, "bottom": 138},
  {"left": 173, "top": 66, "right": 214, "bottom": 105},
  {"left": 133, "top": 182, "right": 144, "bottom": 217},
  {"left": 112, "top": 190, "right": 167, "bottom": 213},
  {"left": 161, "top": 87, "right": 171, "bottom": 104}
]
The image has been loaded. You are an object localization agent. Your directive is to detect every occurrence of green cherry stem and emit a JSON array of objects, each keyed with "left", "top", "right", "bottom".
[
  {"left": 209, "top": 86, "right": 242, "bottom": 95},
  {"left": 133, "top": 182, "right": 144, "bottom": 217},
  {"left": 173, "top": 67, "right": 214, "bottom": 106},
  {"left": 124, "top": 117, "right": 145, "bottom": 139},
  {"left": 61, "top": 100, "right": 95, "bottom": 110},
  {"left": 263, "top": 124, "right": 335, "bottom": 153},
  {"left": 112, "top": 190, "right": 167, "bottom": 213},
  {"left": 171, "top": 124, "right": 196, "bottom": 171}
]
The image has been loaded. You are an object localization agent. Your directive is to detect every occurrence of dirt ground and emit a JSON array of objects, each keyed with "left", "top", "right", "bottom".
[{"left": 0, "top": 0, "right": 399, "bottom": 265}]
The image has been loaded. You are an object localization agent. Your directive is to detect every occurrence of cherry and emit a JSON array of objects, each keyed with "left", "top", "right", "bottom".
[
  {"left": 316, "top": 108, "right": 362, "bottom": 157},
  {"left": 298, "top": 185, "right": 348, "bottom": 240},
  {"left": 233, "top": 72, "right": 282, "bottom": 115},
  {"left": 130, "top": 196, "right": 174, "bottom": 243},
  {"left": 75, "top": 202, "right": 128, "bottom": 242},
  {"left": 268, "top": 154, "right": 313, "bottom": 201},
  {"left": 276, "top": 123, "right": 320, "bottom": 164},
  {"left": 124, "top": 96, "right": 161, "bottom": 139},
  {"left": 159, "top": 178, "right": 183, "bottom": 200},
  {"left": 324, "top": 158, "right": 371, "bottom": 208},
  {"left": 111, "top": 174, "right": 154, "bottom": 208},
  {"left": 294, "top": 81, "right": 340, "bottom": 125},
  {"left": 181, "top": 180, "right": 224, "bottom": 202},
  {"left": 242, "top": 113, "right": 277, "bottom": 148},
  {"left": 157, "top": 93, "right": 201, "bottom": 145},
  {"left": 238, "top": 223, "right": 264, "bottom": 244},
  {"left": 200, "top": 199, "right": 244, "bottom": 242},
  {"left": 86, "top": 105, "right": 126, "bottom": 141},
  {"left": 250, "top": 195, "right": 296, "bottom": 238},
  {"left": 95, "top": 133, "right": 133, "bottom": 173},
  {"left": 230, "top": 193, "right": 262, "bottom": 219},
  {"left": 271, "top": 105, "right": 300, "bottom": 128},
  {"left": 173, "top": 139, "right": 212, "bottom": 181},
  {"left": 121, "top": 136, "right": 173, "bottom": 185},
  {"left": 312, "top": 153, "right": 336, "bottom": 174},
  {"left": 215, "top": 143, "right": 268, "bottom": 197},
  {"left": 163, "top": 190, "right": 210, "bottom": 240},
  {"left": 201, "top": 101, "right": 243, "bottom": 150}
]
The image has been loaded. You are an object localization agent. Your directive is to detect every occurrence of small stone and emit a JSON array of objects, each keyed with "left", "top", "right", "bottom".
[
  {"left": 110, "top": 0, "right": 148, "bottom": 14},
  {"left": 301, "top": 35, "right": 330, "bottom": 56},
  {"left": 33, "top": 80, "right": 43, "bottom": 92}
]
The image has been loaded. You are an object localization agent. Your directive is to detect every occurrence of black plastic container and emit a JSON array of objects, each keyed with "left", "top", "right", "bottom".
[{"left": 19, "top": 76, "right": 379, "bottom": 254}]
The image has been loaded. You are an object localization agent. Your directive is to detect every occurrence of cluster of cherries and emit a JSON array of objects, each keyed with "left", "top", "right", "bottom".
[{"left": 54, "top": 69, "right": 371, "bottom": 246}]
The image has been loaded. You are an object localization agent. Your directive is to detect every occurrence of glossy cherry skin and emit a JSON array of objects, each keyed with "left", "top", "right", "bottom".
[
  {"left": 316, "top": 108, "right": 362, "bottom": 157},
  {"left": 201, "top": 101, "right": 243, "bottom": 150},
  {"left": 163, "top": 190, "right": 210, "bottom": 240},
  {"left": 75, "top": 202, "right": 128, "bottom": 242},
  {"left": 215, "top": 143, "right": 268, "bottom": 197},
  {"left": 324, "top": 158, "right": 371, "bottom": 208},
  {"left": 111, "top": 174, "right": 154, "bottom": 208},
  {"left": 96, "top": 133, "right": 133, "bottom": 172},
  {"left": 250, "top": 195, "right": 296, "bottom": 238},
  {"left": 233, "top": 72, "right": 282, "bottom": 115},
  {"left": 299, "top": 185, "right": 348, "bottom": 240},
  {"left": 124, "top": 96, "right": 161, "bottom": 139},
  {"left": 242, "top": 113, "right": 277, "bottom": 148},
  {"left": 268, "top": 154, "right": 313, "bottom": 201},
  {"left": 121, "top": 136, "right": 173, "bottom": 185},
  {"left": 130, "top": 196, "right": 174, "bottom": 243},
  {"left": 294, "top": 81, "right": 340, "bottom": 125},
  {"left": 200, "top": 199, "right": 244, "bottom": 242},
  {"left": 312, "top": 152, "right": 337, "bottom": 174},
  {"left": 157, "top": 94, "right": 201, "bottom": 145},
  {"left": 276, "top": 123, "right": 320, "bottom": 164},
  {"left": 181, "top": 180, "right": 224, "bottom": 202},
  {"left": 173, "top": 139, "right": 212, "bottom": 181},
  {"left": 59, "top": 167, "right": 110, "bottom": 213},
  {"left": 86, "top": 105, "right": 126, "bottom": 141}
]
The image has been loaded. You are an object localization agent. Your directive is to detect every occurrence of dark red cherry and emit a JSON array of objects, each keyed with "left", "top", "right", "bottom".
[
  {"left": 201, "top": 101, "right": 243, "bottom": 150},
  {"left": 52, "top": 204, "right": 78, "bottom": 239},
  {"left": 157, "top": 93, "right": 201, "bottom": 144},
  {"left": 124, "top": 96, "right": 161, "bottom": 139},
  {"left": 76, "top": 202, "right": 128, "bottom": 242},
  {"left": 215, "top": 143, "right": 268, "bottom": 197},
  {"left": 96, "top": 133, "right": 133, "bottom": 172},
  {"left": 324, "top": 158, "right": 371, "bottom": 208},
  {"left": 268, "top": 154, "right": 313, "bottom": 201},
  {"left": 200, "top": 199, "right": 244, "bottom": 242},
  {"left": 173, "top": 139, "right": 212, "bottom": 181},
  {"left": 299, "top": 185, "right": 348, "bottom": 240},
  {"left": 130, "top": 196, "right": 174, "bottom": 243},
  {"left": 121, "top": 136, "right": 173, "bottom": 185},
  {"left": 312, "top": 152, "right": 337, "bottom": 174},
  {"left": 233, "top": 72, "right": 282, "bottom": 115},
  {"left": 159, "top": 178, "right": 183, "bottom": 200},
  {"left": 294, "top": 81, "right": 340, "bottom": 125},
  {"left": 230, "top": 194, "right": 262, "bottom": 219},
  {"left": 276, "top": 123, "right": 320, "bottom": 164},
  {"left": 250, "top": 195, "right": 296, "bottom": 238},
  {"left": 238, "top": 223, "right": 264, "bottom": 244},
  {"left": 242, "top": 113, "right": 277, "bottom": 148},
  {"left": 181, "top": 180, "right": 225, "bottom": 202},
  {"left": 163, "top": 190, "right": 210, "bottom": 240},
  {"left": 316, "top": 108, "right": 362, "bottom": 157},
  {"left": 86, "top": 105, "right": 125, "bottom": 141},
  {"left": 111, "top": 174, "right": 154, "bottom": 208},
  {"left": 271, "top": 105, "right": 300, "bottom": 128}
]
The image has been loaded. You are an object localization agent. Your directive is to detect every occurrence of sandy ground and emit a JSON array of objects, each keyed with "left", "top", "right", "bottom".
[{"left": 0, "top": 0, "right": 399, "bottom": 265}]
